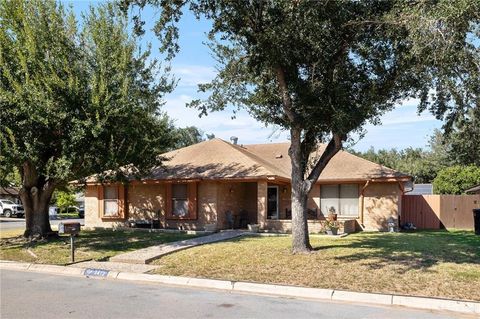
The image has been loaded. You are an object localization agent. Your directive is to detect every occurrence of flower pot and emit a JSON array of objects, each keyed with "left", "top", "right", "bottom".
[
  {"left": 326, "top": 228, "right": 338, "bottom": 236},
  {"left": 248, "top": 224, "right": 260, "bottom": 232},
  {"left": 328, "top": 213, "right": 338, "bottom": 221}
]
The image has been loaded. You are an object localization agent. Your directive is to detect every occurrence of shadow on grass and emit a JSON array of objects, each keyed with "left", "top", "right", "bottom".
[
  {"left": 320, "top": 230, "right": 480, "bottom": 273},
  {"left": 0, "top": 229, "right": 200, "bottom": 260}
]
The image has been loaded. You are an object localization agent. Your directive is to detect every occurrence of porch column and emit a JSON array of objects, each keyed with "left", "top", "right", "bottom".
[{"left": 257, "top": 181, "right": 267, "bottom": 229}]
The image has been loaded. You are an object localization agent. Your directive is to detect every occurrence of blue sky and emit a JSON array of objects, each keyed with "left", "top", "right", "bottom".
[{"left": 68, "top": 1, "right": 443, "bottom": 151}]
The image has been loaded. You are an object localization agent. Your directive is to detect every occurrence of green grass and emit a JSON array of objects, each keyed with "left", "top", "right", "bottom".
[
  {"left": 151, "top": 231, "right": 480, "bottom": 301},
  {"left": 0, "top": 229, "right": 199, "bottom": 265}
]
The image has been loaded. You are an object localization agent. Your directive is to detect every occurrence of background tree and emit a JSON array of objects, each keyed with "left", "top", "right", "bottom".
[
  {"left": 55, "top": 190, "right": 77, "bottom": 214},
  {"left": 172, "top": 126, "right": 205, "bottom": 149},
  {"left": 446, "top": 107, "right": 480, "bottom": 166},
  {"left": 124, "top": 0, "right": 479, "bottom": 252},
  {"left": 351, "top": 130, "right": 452, "bottom": 183},
  {"left": 433, "top": 166, "right": 480, "bottom": 194},
  {"left": 0, "top": 0, "right": 175, "bottom": 238}
]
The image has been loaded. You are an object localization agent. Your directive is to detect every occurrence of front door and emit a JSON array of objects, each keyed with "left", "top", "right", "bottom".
[{"left": 267, "top": 186, "right": 279, "bottom": 219}]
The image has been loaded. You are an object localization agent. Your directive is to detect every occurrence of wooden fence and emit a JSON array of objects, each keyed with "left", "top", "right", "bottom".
[{"left": 401, "top": 195, "right": 480, "bottom": 230}]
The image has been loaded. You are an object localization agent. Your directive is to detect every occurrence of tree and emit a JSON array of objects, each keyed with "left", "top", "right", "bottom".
[
  {"left": 126, "top": 0, "right": 479, "bottom": 252},
  {"left": 351, "top": 131, "right": 452, "bottom": 183},
  {"left": 173, "top": 126, "right": 205, "bottom": 149},
  {"left": 0, "top": 1, "right": 176, "bottom": 238},
  {"left": 433, "top": 166, "right": 480, "bottom": 194},
  {"left": 55, "top": 190, "right": 77, "bottom": 214},
  {"left": 446, "top": 107, "right": 480, "bottom": 166}
]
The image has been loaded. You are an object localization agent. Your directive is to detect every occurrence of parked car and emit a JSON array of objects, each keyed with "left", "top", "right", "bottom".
[
  {"left": 78, "top": 207, "right": 84, "bottom": 218},
  {"left": 0, "top": 199, "right": 24, "bottom": 218}
]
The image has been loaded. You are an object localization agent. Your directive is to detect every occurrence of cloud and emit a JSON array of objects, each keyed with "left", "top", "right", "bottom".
[
  {"left": 163, "top": 94, "right": 289, "bottom": 144},
  {"left": 163, "top": 77, "right": 442, "bottom": 150},
  {"left": 172, "top": 64, "right": 217, "bottom": 88}
]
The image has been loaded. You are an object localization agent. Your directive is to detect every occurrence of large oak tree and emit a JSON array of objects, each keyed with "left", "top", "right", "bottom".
[
  {"left": 124, "top": 0, "right": 479, "bottom": 252},
  {"left": 0, "top": 0, "right": 176, "bottom": 238}
]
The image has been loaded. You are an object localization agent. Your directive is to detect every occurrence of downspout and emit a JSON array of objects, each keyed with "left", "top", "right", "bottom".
[{"left": 360, "top": 180, "right": 371, "bottom": 227}]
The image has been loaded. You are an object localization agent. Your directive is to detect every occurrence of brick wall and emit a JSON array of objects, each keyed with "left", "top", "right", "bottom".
[{"left": 362, "top": 182, "right": 402, "bottom": 231}]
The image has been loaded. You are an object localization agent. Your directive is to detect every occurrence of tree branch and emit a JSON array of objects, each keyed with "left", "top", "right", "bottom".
[
  {"left": 275, "top": 66, "right": 299, "bottom": 124},
  {"left": 304, "top": 133, "right": 344, "bottom": 192}
]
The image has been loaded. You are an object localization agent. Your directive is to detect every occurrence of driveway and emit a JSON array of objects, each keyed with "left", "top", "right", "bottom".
[{"left": 1, "top": 269, "right": 473, "bottom": 319}]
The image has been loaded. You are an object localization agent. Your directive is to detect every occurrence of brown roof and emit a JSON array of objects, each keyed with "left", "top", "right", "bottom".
[
  {"left": 465, "top": 184, "right": 480, "bottom": 194},
  {"left": 144, "top": 138, "right": 410, "bottom": 182}
]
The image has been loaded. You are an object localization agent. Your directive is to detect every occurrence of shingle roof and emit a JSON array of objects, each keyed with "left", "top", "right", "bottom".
[
  {"left": 465, "top": 184, "right": 480, "bottom": 194},
  {"left": 145, "top": 138, "right": 410, "bottom": 182}
]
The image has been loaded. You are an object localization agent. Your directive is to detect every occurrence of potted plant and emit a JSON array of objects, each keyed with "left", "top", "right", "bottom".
[
  {"left": 327, "top": 206, "right": 338, "bottom": 221},
  {"left": 323, "top": 219, "right": 340, "bottom": 235}
]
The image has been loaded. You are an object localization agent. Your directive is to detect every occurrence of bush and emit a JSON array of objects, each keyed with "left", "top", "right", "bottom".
[{"left": 432, "top": 165, "right": 480, "bottom": 194}]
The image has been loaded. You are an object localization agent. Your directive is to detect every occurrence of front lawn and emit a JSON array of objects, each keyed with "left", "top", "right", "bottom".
[
  {"left": 0, "top": 229, "right": 199, "bottom": 265},
  {"left": 152, "top": 231, "right": 480, "bottom": 301}
]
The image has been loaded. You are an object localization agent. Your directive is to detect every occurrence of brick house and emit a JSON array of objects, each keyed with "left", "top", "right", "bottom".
[{"left": 84, "top": 138, "right": 411, "bottom": 232}]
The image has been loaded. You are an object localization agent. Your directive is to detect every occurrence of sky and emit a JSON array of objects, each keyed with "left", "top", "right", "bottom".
[{"left": 68, "top": 1, "right": 443, "bottom": 151}]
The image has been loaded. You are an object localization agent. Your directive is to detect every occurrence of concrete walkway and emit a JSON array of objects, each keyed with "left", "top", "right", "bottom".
[{"left": 110, "top": 230, "right": 246, "bottom": 264}]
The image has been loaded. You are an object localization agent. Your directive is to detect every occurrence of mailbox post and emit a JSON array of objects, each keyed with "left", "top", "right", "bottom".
[{"left": 58, "top": 222, "right": 81, "bottom": 263}]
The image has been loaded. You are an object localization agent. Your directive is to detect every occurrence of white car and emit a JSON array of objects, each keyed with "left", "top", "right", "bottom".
[{"left": 0, "top": 199, "right": 24, "bottom": 218}]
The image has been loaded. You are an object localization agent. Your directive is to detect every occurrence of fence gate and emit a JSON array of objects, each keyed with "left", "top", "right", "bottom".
[{"left": 401, "top": 195, "right": 442, "bottom": 229}]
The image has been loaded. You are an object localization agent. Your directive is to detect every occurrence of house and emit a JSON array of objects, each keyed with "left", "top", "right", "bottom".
[
  {"left": 83, "top": 139, "right": 411, "bottom": 232},
  {"left": 0, "top": 187, "right": 21, "bottom": 204},
  {"left": 465, "top": 184, "right": 480, "bottom": 195}
]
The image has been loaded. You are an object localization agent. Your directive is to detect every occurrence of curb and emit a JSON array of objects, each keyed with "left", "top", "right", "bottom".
[{"left": 1, "top": 260, "right": 478, "bottom": 315}]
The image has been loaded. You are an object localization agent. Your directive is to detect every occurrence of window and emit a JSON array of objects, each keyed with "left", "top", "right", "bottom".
[
  {"left": 166, "top": 182, "right": 197, "bottom": 220},
  {"left": 172, "top": 184, "right": 188, "bottom": 217},
  {"left": 320, "top": 184, "right": 359, "bottom": 217},
  {"left": 103, "top": 186, "right": 119, "bottom": 217}
]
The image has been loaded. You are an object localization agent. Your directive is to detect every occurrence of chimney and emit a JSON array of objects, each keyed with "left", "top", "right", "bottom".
[{"left": 230, "top": 136, "right": 238, "bottom": 145}]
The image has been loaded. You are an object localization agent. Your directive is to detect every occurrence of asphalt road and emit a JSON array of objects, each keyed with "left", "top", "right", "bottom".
[
  {"left": 0, "top": 217, "right": 84, "bottom": 231},
  {"left": 0, "top": 270, "right": 472, "bottom": 319}
]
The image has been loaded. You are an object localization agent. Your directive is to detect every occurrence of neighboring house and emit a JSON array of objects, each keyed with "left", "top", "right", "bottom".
[
  {"left": 0, "top": 187, "right": 21, "bottom": 204},
  {"left": 84, "top": 139, "right": 411, "bottom": 232},
  {"left": 405, "top": 184, "right": 433, "bottom": 195},
  {"left": 465, "top": 184, "right": 480, "bottom": 195}
]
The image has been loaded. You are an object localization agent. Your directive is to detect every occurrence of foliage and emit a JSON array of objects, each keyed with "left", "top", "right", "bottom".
[
  {"left": 0, "top": 0, "right": 176, "bottom": 236},
  {"left": 123, "top": 0, "right": 479, "bottom": 252},
  {"left": 55, "top": 191, "right": 77, "bottom": 213},
  {"left": 432, "top": 165, "right": 480, "bottom": 195},
  {"left": 351, "top": 130, "right": 452, "bottom": 183},
  {"left": 447, "top": 107, "right": 480, "bottom": 166},
  {"left": 322, "top": 220, "right": 341, "bottom": 231},
  {"left": 172, "top": 126, "right": 205, "bottom": 149}
]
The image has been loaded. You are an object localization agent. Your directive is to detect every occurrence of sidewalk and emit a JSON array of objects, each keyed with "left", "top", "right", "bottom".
[{"left": 110, "top": 230, "right": 246, "bottom": 264}]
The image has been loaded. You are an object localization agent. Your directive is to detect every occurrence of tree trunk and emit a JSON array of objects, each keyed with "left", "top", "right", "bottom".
[
  {"left": 19, "top": 161, "right": 56, "bottom": 238},
  {"left": 289, "top": 128, "right": 312, "bottom": 253},
  {"left": 291, "top": 183, "right": 311, "bottom": 253}
]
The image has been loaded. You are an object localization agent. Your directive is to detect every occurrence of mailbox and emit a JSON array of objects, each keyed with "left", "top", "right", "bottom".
[{"left": 58, "top": 222, "right": 81, "bottom": 235}]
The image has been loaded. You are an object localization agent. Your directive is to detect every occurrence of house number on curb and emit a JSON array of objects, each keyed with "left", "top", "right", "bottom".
[{"left": 84, "top": 268, "right": 110, "bottom": 277}]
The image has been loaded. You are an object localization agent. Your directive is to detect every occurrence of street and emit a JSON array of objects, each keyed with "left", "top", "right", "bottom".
[
  {"left": 0, "top": 270, "right": 473, "bottom": 319},
  {"left": 0, "top": 217, "right": 84, "bottom": 230}
]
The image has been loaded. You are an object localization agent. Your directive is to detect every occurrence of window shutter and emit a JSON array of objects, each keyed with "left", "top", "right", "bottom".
[
  {"left": 166, "top": 183, "right": 172, "bottom": 217},
  {"left": 118, "top": 184, "right": 126, "bottom": 219},
  {"left": 98, "top": 185, "right": 104, "bottom": 217},
  {"left": 188, "top": 182, "right": 197, "bottom": 220}
]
